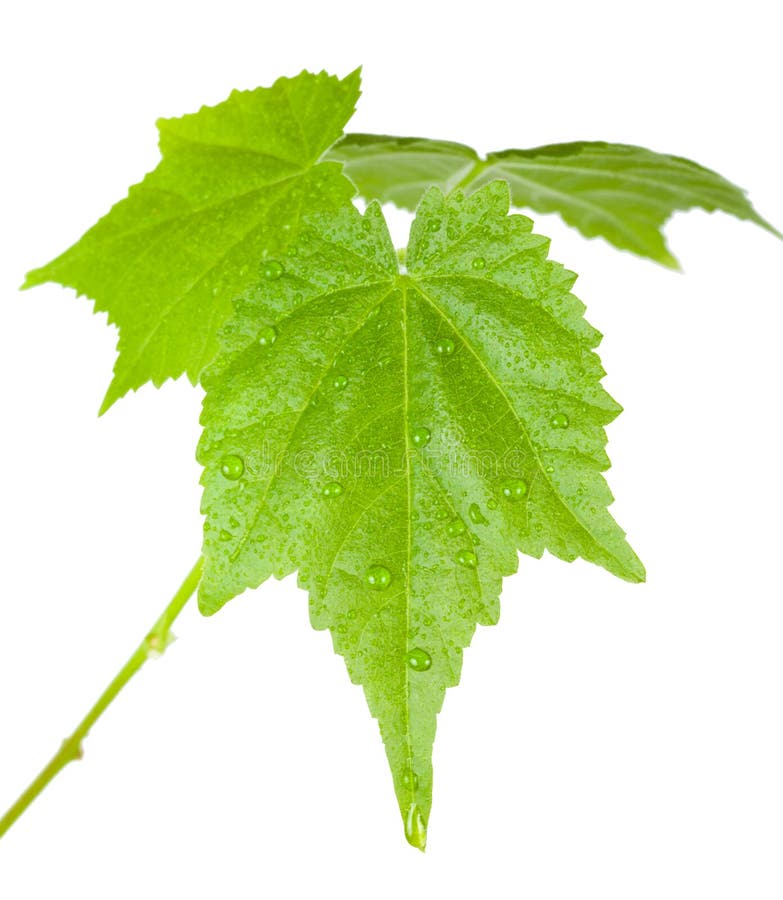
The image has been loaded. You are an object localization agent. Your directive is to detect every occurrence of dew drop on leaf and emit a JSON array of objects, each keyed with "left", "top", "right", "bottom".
[
  {"left": 446, "top": 518, "right": 466, "bottom": 537},
  {"left": 405, "top": 804, "right": 427, "bottom": 851},
  {"left": 332, "top": 374, "right": 348, "bottom": 390},
  {"left": 218, "top": 529, "right": 233, "bottom": 542},
  {"left": 322, "top": 481, "right": 343, "bottom": 498},
  {"left": 545, "top": 465, "right": 555, "bottom": 474},
  {"left": 427, "top": 219, "right": 440, "bottom": 232},
  {"left": 551, "top": 412, "right": 569, "bottom": 429},
  {"left": 258, "top": 325, "right": 277, "bottom": 347},
  {"left": 468, "top": 503, "right": 488, "bottom": 525},
  {"left": 403, "top": 769, "right": 419, "bottom": 789},
  {"left": 262, "top": 260, "right": 284, "bottom": 280},
  {"left": 406, "top": 648, "right": 432, "bottom": 671},
  {"left": 365, "top": 564, "right": 392, "bottom": 590},
  {"left": 456, "top": 549, "right": 478, "bottom": 568},
  {"left": 220, "top": 454, "right": 244, "bottom": 480},
  {"left": 487, "top": 498, "right": 499, "bottom": 510},
  {"left": 501, "top": 479, "right": 528, "bottom": 502},
  {"left": 471, "top": 257, "right": 486, "bottom": 270},
  {"left": 411, "top": 427, "right": 431, "bottom": 447},
  {"left": 435, "top": 338, "right": 455, "bottom": 356}
]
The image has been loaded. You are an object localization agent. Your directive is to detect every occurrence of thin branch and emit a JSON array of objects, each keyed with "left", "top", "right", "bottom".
[{"left": 0, "top": 556, "right": 204, "bottom": 840}]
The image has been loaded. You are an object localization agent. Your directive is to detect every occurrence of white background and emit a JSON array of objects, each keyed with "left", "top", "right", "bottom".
[{"left": 1, "top": 1, "right": 781, "bottom": 897}]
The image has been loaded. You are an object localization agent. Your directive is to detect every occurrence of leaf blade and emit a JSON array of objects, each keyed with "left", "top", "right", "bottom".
[
  {"left": 23, "top": 70, "right": 362, "bottom": 410},
  {"left": 331, "top": 133, "right": 779, "bottom": 266},
  {"left": 327, "top": 133, "right": 478, "bottom": 210},
  {"left": 478, "top": 142, "right": 780, "bottom": 267},
  {"left": 199, "top": 182, "right": 642, "bottom": 847}
]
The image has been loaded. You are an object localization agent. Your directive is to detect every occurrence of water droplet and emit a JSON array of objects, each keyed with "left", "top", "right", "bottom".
[
  {"left": 453, "top": 190, "right": 465, "bottom": 203},
  {"left": 472, "top": 257, "right": 486, "bottom": 270},
  {"left": 545, "top": 465, "right": 555, "bottom": 474},
  {"left": 218, "top": 529, "right": 233, "bottom": 542},
  {"left": 456, "top": 549, "right": 478, "bottom": 568},
  {"left": 435, "top": 508, "right": 449, "bottom": 521},
  {"left": 436, "top": 338, "right": 455, "bottom": 356},
  {"left": 406, "top": 648, "right": 432, "bottom": 671},
  {"left": 258, "top": 325, "right": 277, "bottom": 347},
  {"left": 262, "top": 260, "right": 284, "bottom": 280},
  {"left": 332, "top": 374, "right": 348, "bottom": 390},
  {"left": 403, "top": 769, "right": 419, "bottom": 789},
  {"left": 446, "top": 518, "right": 466, "bottom": 537},
  {"left": 404, "top": 803, "right": 427, "bottom": 851},
  {"left": 220, "top": 454, "right": 244, "bottom": 480},
  {"left": 322, "top": 481, "right": 343, "bottom": 498},
  {"left": 365, "top": 564, "right": 391, "bottom": 590},
  {"left": 286, "top": 245, "right": 298, "bottom": 256},
  {"left": 501, "top": 478, "right": 528, "bottom": 502},
  {"left": 427, "top": 219, "right": 440, "bottom": 232},
  {"left": 468, "top": 503, "right": 488, "bottom": 525},
  {"left": 487, "top": 498, "right": 498, "bottom": 510},
  {"left": 411, "top": 427, "right": 431, "bottom": 447},
  {"left": 551, "top": 412, "right": 569, "bottom": 429}
]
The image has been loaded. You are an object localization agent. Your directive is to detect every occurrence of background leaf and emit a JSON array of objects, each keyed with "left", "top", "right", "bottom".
[
  {"left": 326, "top": 134, "right": 478, "bottom": 209},
  {"left": 330, "top": 134, "right": 779, "bottom": 267},
  {"left": 198, "top": 182, "right": 642, "bottom": 848}
]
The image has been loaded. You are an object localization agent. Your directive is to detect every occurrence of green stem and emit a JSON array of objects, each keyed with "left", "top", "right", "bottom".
[{"left": 0, "top": 556, "right": 204, "bottom": 840}]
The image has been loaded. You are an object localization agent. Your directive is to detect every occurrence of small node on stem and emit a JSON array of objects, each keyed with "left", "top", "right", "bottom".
[
  {"left": 145, "top": 630, "right": 177, "bottom": 660},
  {"left": 61, "top": 736, "right": 84, "bottom": 762}
]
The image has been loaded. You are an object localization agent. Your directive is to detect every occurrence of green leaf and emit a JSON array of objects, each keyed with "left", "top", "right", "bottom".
[
  {"left": 23, "top": 70, "right": 362, "bottom": 412},
  {"left": 197, "top": 181, "right": 643, "bottom": 849},
  {"left": 330, "top": 134, "right": 780, "bottom": 267},
  {"left": 326, "top": 134, "right": 479, "bottom": 209}
]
